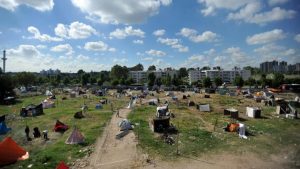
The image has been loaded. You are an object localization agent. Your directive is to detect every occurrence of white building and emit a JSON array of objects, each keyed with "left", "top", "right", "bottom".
[
  {"left": 188, "top": 69, "right": 251, "bottom": 84},
  {"left": 129, "top": 70, "right": 179, "bottom": 84}
]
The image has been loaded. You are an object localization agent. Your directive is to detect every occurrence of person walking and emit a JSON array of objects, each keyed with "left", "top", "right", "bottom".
[{"left": 116, "top": 109, "right": 120, "bottom": 117}]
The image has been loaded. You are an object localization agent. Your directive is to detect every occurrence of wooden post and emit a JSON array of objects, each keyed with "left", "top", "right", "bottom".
[{"left": 176, "top": 122, "right": 180, "bottom": 155}]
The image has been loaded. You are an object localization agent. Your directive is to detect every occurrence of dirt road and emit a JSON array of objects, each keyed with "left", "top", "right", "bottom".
[{"left": 87, "top": 108, "right": 138, "bottom": 169}]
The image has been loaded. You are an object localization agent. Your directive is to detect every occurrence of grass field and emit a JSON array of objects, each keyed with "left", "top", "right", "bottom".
[
  {"left": 128, "top": 92, "right": 300, "bottom": 163},
  {"left": 0, "top": 93, "right": 129, "bottom": 169}
]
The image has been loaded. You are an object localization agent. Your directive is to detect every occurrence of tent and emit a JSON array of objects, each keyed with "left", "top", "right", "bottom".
[
  {"left": 188, "top": 101, "right": 195, "bottom": 107},
  {"left": 20, "top": 104, "right": 43, "bottom": 117},
  {"left": 156, "top": 105, "right": 169, "bottom": 117},
  {"left": 45, "top": 90, "right": 53, "bottom": 96},
  {"left": 65, "top": 127, "right": 85, "bottom": 144},
  {"left": 148, "top": 99, "right": 158, "bottom": 106},
  {"left": 42, "top": 99, "right": 55, "bottom": 109},
  {"left": 198, "top": 104, "right": 210, "bottom": 112},
  {"left": 74, "top": 111, "right": 84, "bottom": 119},
  {"left": 224, "top": 108, "right": 239, "bottom": 119},
  {"left": 0, "top": 121, "right": 11, "bottom": 135},
  {"left": 95, "top": 104, "right": 103, "bottom": 109},
  {"left": 118, "top": 119, "right": 133, "bottom": 131},
  {"left": 56, "top": 161, "right": 69, "bottom": 169},
  {"left": 54, "top": 120, "right": 69, "bottom": 132},
  {"left": 0, "top": 137, "right": 29, "bottom": 166},
  {"left": 246, "top": 107, "right": 261, "bottom": 118}
]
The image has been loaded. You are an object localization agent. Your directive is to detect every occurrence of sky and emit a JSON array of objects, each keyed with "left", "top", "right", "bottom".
[{"left": 0, "top": 0, "right": 299, "bottom": 72}]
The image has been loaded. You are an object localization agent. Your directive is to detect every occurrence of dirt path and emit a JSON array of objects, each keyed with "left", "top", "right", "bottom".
[{"left": 87, "top": 108, "right": 138, "bottom": 169}]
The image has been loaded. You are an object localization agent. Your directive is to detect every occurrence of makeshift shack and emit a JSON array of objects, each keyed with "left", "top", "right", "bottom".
[
  {"left": 65, "top": 127, "right": 85, "bottom": 144},
  {"left": 20, "top": 104, "right": 43, "bottom": 117},
  {"left": 246, "top": 107, "right": 261, "bottom": 118},
  {"left": 151, "top": 116, "right": 170, "bottom": 133},
  {"left": 156, "top": 105, "right": 169, "bottom": 117},
  {"left": 45, "top": 90, "right": 53, "bottom": 96},
  {"left": 42, "top": 99, "right": 55, "bottom": 109},
  {"left": 148, "top": 99, "right": 158, "bottom": 106},
  {"left": 188, "top": 101, "right": 195, "bottom": 107},
  {"left": 182, "top": 95, "right": 187, "bottom": 99},
  {"left": 0, "top": 137, "right": 29, "bottom": 166},
  {"left": 197, "top": 104, "right": 210, "bottom": 112},
  {"left": 224, "top": 108, "right": 239, "bottom": 119}
]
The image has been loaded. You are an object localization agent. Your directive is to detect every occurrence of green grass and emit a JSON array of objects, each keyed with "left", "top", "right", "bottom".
[
  {"left": 0, "top": 93, "right": 129, "bottom": 169},
  {"left": 128, "top": 93, "right": 300, "bottom": 161}
]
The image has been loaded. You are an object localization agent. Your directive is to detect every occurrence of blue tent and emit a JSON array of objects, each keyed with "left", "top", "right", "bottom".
[{"left": 0, "top": 122, "right": 11, "bottom": 135}]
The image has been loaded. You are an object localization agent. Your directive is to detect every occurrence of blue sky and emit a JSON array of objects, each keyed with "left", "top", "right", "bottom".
[{"left": 0, "top": 0, "right": 299, "bottom": 72}]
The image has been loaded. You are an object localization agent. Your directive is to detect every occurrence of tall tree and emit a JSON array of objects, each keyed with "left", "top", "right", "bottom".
[
  {"left": 214, "top": 77, "right": 223, "bottom": 87},
  {"left": 178, "top": 67, "right": 188, "bottom": 78},
  {"left": 0, "top": 74, "right": 15, "bottom": 102},
  {"left": 110, "top": 65, "right": 129, "bottom": 81},
  {"left": 81, "top": 73, "right": 90, "bottom": 86},
  {"left": 129, "top": 63, "right": 144, "bottom": 71},
  {"left": 147, "top": 72, "right": 156, "bottom": 86},
  {"left": 272, "top": 72, "right": 284, "bottom": 87},
  {"left": 201, "top": 66, "right": 211, "bottom": 70},
  {"left": 147, "top": 65, "right": 156, "bottom": 71},
  {"left": 234, "top": 76, "right": 244, "bottom": 87},
  {"left": 15, "top": 72, "right": 36, "bottom": 87},
  {"left": 203, "top": 77, "right": 212, "bottom": 88}
]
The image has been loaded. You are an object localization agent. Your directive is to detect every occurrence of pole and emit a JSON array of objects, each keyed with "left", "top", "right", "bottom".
[{"left": 176, "top": 122, "right": 179, "bottom": 155}]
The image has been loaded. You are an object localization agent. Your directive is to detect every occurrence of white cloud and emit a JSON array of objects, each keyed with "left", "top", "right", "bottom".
[
  {"left": 54, "top": 21, "right": 98, "bottom": 39},
  {"left": 254, "top": 43, "right": 295, "bottom": 57},
  {"left": 133, "top": 40, "right": 144, "bottom": 44},
  {"left": 246, "top": 29, "right": 285, "bottom": 45},
  {"left": 141, "top": 57, "right": 154, "bottom": 61},
  {"left": 224, "top": 47, "right": 247, "bottom": 62},
  {"left": 84, "top": 41, "right": 115, "bottom": 52},
  {"left": 77, "top": 54, "right": 90, "bottom": 60},
  {"left": 294, "top": 34, "right": 300, "bottom": 43},
  {"left": 268, "top": 0, "right": 289, "bottom": 6},
  {"left": 27, "top": 26, "right": 63, "bottom": 42},
  {"left": 146, "top": 49, "right": 166, "bottom": 57},
  {"left": 157, "top": 37, "right": 189, "bottom": 52},
  {"left": 228, "top": 5, "right": 296, "bottom": 25},
  {"left": 36, "top": 45, "right": 47, "bottom": 49},
  {"left": 110, "top": 26, "right": 145, "bottom": 39},
  {"left": 198, "top": 0, "right": 251, "bottom": 16},
  {"left": 153, "top": 29, "right": 165, "bottom": 36},
  {"left": 51, "top": 44, "right": 73, "bottom": 55},
  {"left": 179, "top": 28, "right": 218, "bottom": 43},
  {"left": 0, "top": 0, "right": 54, "bottom": 12},
  {"left": 113, "top": 58, "right": 128, "bottom": 64},
  {"left": 71, "top": 0, "right": 172, "bottom": 24}
]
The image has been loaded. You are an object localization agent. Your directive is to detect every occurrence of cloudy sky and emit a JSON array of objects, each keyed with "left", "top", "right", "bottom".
[{"left": 0, "top": 0, "right": 299, "bottom": 72}]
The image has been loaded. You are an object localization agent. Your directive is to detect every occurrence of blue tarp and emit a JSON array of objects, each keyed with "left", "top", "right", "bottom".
[{"left": 0, "top": 122, "right": 11, "bottom": 135}]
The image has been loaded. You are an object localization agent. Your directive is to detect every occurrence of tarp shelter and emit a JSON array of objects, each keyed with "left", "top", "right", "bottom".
[
  {"left": 127, "top": 99, "right": 136, "bottom": 109},
  {"left": 45, "top": 90, "right": 53, "bottom": 96},
  {"left": 198, "top": 104, "right": 210, "bottom": 112},
  {"left": 188, "top": 101, "right": 195, "bottom": 107},
  {"left": 20, "top": 104, "right": 43, "bottom": 117},
  {"left": 65, "top": 127, "right": 85, "bottom": 144},
  {"left": 54, "top": 120, "right": 69, "bottom": 132},
  {"left": 42, "top": 99, "right": 55, "bottom": 109},
  {"left": 56, "top": 161, "right": 69, "bottom": 169},
  {"left": 224, "top": 108, "right": 239, "bottom": 119},
  {"left": 118, "top": 119, "right": 133, "bottom": 131},
  {"left": 246, "top": 107, "right": 261, "bottom": 118},
  {"left": 148, "top": 99, "right": 158, "bottom": 106},
  {"left": 95, "top": 104, "right": 103, "bottom": 109},
  {"left": 70, "top": 92, "right": 76, "bottom": 98},
  {"left": 74, "top": 111, "right": 84, "bottom": 119},
  {"left": 156, "top": 105, "right": 169, "bottom": 117},
  {"left": 182, "top": 95, "right": 187, "bottom": 99},
  {"left": 239, "top": 123, "right": 247, "bottom": 139},
  {"left": 152, "top": 116, "right": 170, "bottom": 133},
  {"left": 287, "top": 101, "right": 300, "bottom": 118},
  {"left": 0, "top": 121, "right": 11, "bottom": 135},
  {"left": 0, "top": 137, "right": 29, "bottom": 166}
]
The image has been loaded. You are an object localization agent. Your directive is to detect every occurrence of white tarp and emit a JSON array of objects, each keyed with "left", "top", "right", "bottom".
[
  {"left": 42, "top": 99, "right": 55, "bottom": 108},
  {"left": 246, "top": 107, "right": 261, "bottom": 118},
  {"left": 45, "top": 90, "right": 52, "bottom": 96},
  {"left": 127, "top": 99, "right": 136, "bottom": 109},
  {"left": 239, "top": 123, "right": 247, "bottom": 139},
  {"left": 118, "top": 119, "right": 132, "bottom": 131},
  {"left": 199, "top": 104, "right": 210, "bottom": 112}
]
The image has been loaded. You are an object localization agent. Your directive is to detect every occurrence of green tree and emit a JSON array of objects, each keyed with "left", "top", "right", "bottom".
[
  {"left": 203, "top": 77, "right": 212, "bottom": 88},
  {"left": 125, "top": 78, "right": 134, "bottom": 85},
  {"left": 111, "top": 79, "right": 119, "bottom": 86},
  {"left": 178, "top": 67, "right": 188, "bottom": 78},
  {"left": 147, "top": 65, "right": 156, "bottom": 71},
  {"left": 246, "top": 77, "right": 256, "bottom": 88},
  {"left": 0, "top": 74, "right": 15, "bottom": 102},
  {"left": 15, "top": 72, "right": 36, "bottom": 87},
  {"left": 162, "top": 75, "right": 172, "bottom": 86},
  {"left": 81, "top": 73, "right": 90, "bottom": 86},
  {"left": 147, "top": 72, "right": 156, "bottom": 86},
  {"left": 63, "top": 77, "right": 70, "bottom": 85},
  {"left": 110, "top": 65, "right": 129, "bottom": 81},
  {"left": 172, "top": 75, "right": 180, "bottom": 86},
  {"left": 272, "top": 72, "right": 284, "bottom": 87},
  {"left": 77, "top": 69, "right": 85, "bottom": 75},
  {"left": 234, "top": 76, "right": 244, "bottom": 87},
  {"left": 201, "top": 66, "right": 211, "bottom": 70},
  {"left": 214, "top": 77, "right": 223, "bottom": 87},
  {"left": 129, "top": 63, "right": 144, "bottom": 71},
  {"left": 155, "top": 77, "right": 162, "bottom": 86}
]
